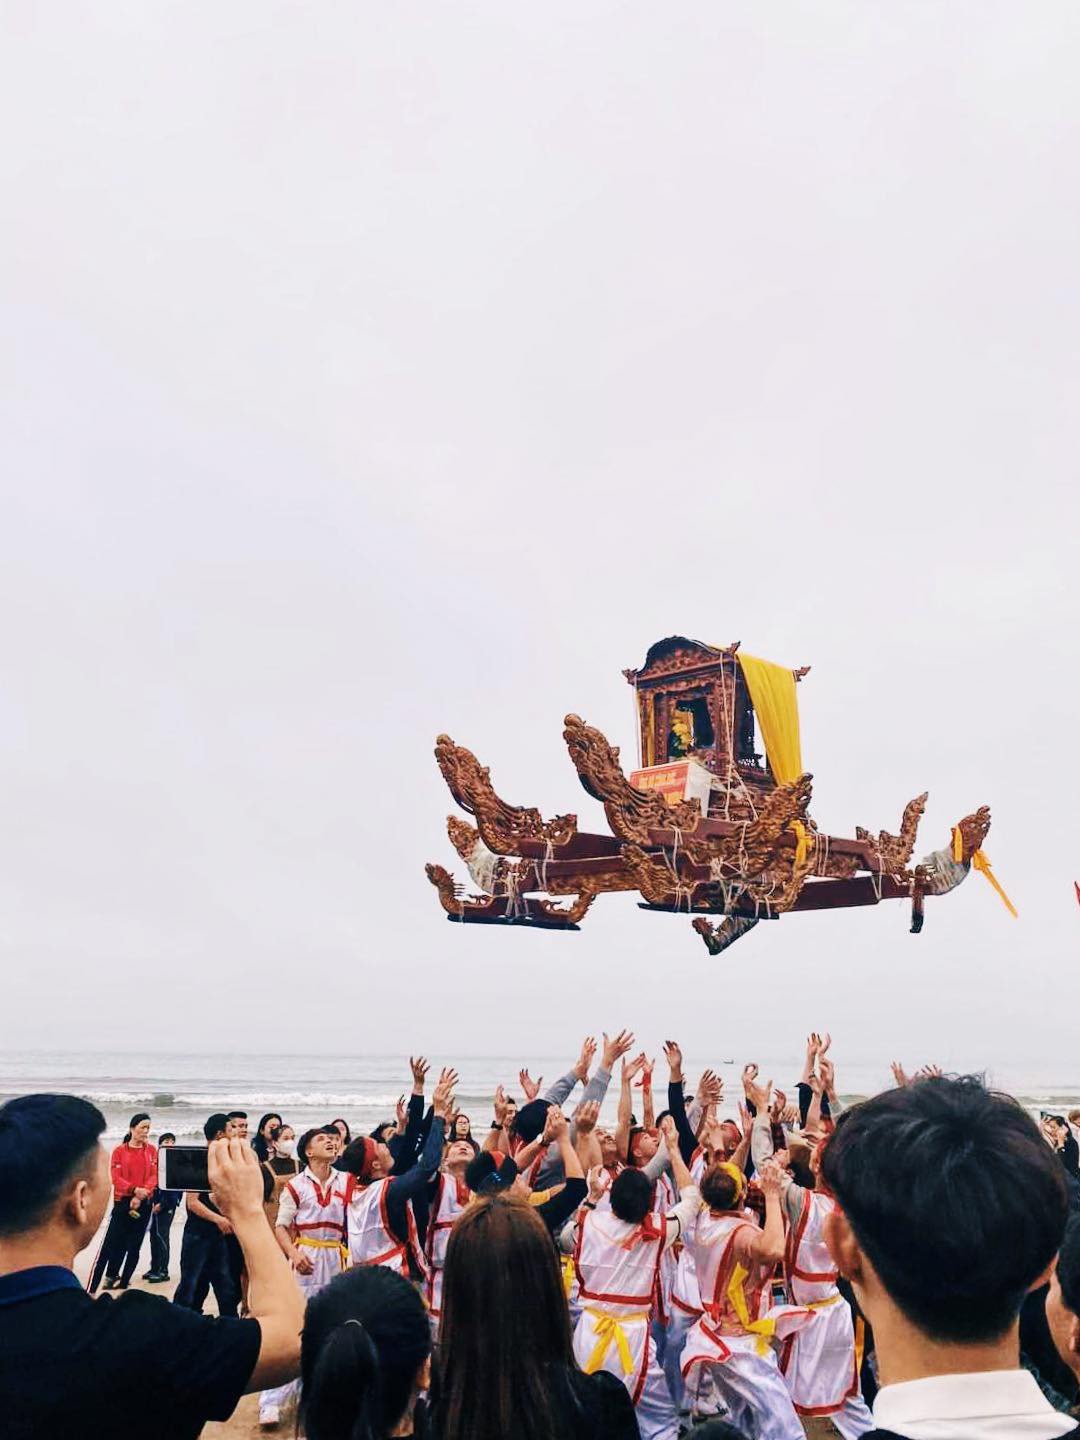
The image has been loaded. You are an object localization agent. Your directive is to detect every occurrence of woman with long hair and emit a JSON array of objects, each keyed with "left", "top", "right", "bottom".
[
  {"left": 88, "top": 1112, "right": 157, "bottom": 1293},
  {"left": 431, "top": 1195, "right": 637, "bottom": 1440},
  {"left": 252, "top": 1110, "right": 283, "bottom": 1162},
  {"left": 300, "top": 1265, "right": 431, "bottom": 1440},
  {"left": 448, "top": 1113, "right": 479, "bottom": 1158}
]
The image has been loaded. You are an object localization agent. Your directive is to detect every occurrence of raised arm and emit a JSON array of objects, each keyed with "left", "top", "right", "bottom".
[
  {"left": 640, "top": 1057, "right": 656, "bottom": 1130},
  {"left": 658, "top": 1116, "right": 701, "bottom": 1251},
  {"left": 616, "top": 1054, "right": 645, "bottom": 1162},
  {"left": 663, "top": 1041, "right": 699, "bottom": 1164},
  {"left": 535, "top": 1110, "right": 587, "bottom": 1232},
  {"left": 483, "top": 1085, "right": 512, "bottom": 1154},
  {"left": 573, "top": 1100, "right": 603, "bottom": 1175},
  {"left": 581, "top": 1029, "right": 633, "bottom": 1111},
  {"left": 210, "top": 1138, "right": 305, "bottom": 1391},
  {"left": 747, "top": 1159, "right": 787, "bottom": 1265}
]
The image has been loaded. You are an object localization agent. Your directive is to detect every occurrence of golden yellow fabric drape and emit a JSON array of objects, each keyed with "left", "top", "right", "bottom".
[{"left": 736, "top": 653, "right": 803, "bottom": 783}]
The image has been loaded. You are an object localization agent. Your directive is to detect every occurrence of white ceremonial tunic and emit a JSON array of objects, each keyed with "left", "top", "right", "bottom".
[
  {"left": 345, "top": 1175, "right": 425, "bottom": 1277},
  {"left": 276, "top": 1167, "right": 349, "bottom": 1294},
  {"left": 779, "top": 1186, "right": 872, "bottom": 1437},
  {"left": 572, "top": 1191, "right": 698, "bottom": 1440},
  {"left": 424, "top": 1171, "right": 469, "bottom": 1322},
  {"left": 681, "top": 1209, "right": 812, "bottom": 1440}
]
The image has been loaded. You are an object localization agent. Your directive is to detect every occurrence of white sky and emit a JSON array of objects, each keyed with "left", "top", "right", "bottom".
[{"left": 1, "top": 2, "right": 1078, "bottom": 1071}]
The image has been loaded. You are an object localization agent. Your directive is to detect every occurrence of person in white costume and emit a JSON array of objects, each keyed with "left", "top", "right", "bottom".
[
  {"left": 424, "top": 1136, "right": 474, "bottom": 1331},
  {"left": 752, "top": 1061, "right": 873, "bottom": 1438},
  {"left": 338, "top": 1067, "right": 457, "bottom": 1275},
  {"left": 261, "top": 1125, "right": 350, "bottom": 1424},
  {"left": 680, "top": 1092, "right": 815, "bottom": 1440},
  {"left": 571, "top": 1114, "right": 700, "bottom": 1440}
]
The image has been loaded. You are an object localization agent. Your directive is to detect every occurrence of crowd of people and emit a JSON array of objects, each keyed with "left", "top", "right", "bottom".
[{"left": 2, "top": 1030, "right": 1080, "bottom": 1440}]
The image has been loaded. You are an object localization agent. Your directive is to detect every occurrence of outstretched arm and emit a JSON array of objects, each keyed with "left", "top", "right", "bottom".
[
  {"left": 640, "top": 1058, "right": 656, "bottom": 1130},
  {"left": 616, "top": 1054, "right": 645, "bottom": 1162}
]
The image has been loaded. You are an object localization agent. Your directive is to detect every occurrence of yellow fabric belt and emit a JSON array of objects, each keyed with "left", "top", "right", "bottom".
[
  {"left": 296, "top": 1235, "right": 348, "bottom": 1267},
  {"left": 806, "top": 1293, "right": 841, "bottom": 1311},
  {"left": 583, "top": 1307, "right": 648, "bottom": 1377}
]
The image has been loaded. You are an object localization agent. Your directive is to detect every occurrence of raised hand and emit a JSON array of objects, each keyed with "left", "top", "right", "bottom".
[
  {"left": 574, "top": 1099, "right": 600, "bottom": 1135},
  {"left": 819, "top": 1032, "right": 832, "bottom": 1056},
  {"left": 519, "top": 1069, "right": 542, "bottom": 1102},
  {"left": 742, "top": 1063, "right": 759, "bottom": 1097},
  {"left": 658, "top": 1114, "right": 679, "bottom": 1149},
  {"left": 748, "top": 1073, "right": 772, "bottom": 1113},
  {"left": 602, "top": 1030, "right": 636, "bottom": 1070},
  {"left": 395, "top": 1095, "right": 407, "bottom": 1135},
  {"left": 574, "top": 1036, "right": 598, "bottom": 1082},
  {"left": 780, "top": 1104, "right": 800, "bottom": 1128},
  {"left": 587, "top": 1164, "right": 608, "bottom": 1203},
  {"left": 806, "top": 1033, "right": 821, "bottom": 1060},
  {"left": 663, "top": 1040, "right": 684, "bottom": 1079},
  {"left": 758, "top": 1159, "right": 784, "bottom": 1197},
  {"left": 433, "top": 1068, "right": 458, "bottom": 1120},
  {"left": 622, "top": 1053, "right": 647, "bottom": 1084},
  {"left": 769, "top": 1088, "right": 787, "bottom": 1122},
  {"left": 819, "top": 1057, "right": 836, "bottom": 1096},
  {"left": 890, "top": 1061, "right": 910, "bottom": 1089},
  {"left": 916, "top": 1063, "right": 943, "bottom": 1080},
  {"left": 544, "top": 1108, "right": 569, "bottom": 1143},
  {"left": 738, "top": 1101, "right": 753, "bottom": 1138},
  {"left": 493, "top": 1084, "right": 509, "bottom": 1127},
  {"left": 636, "top": 1058, "right": 655, "bottom": 1090},
  {"left": 698, "top": 1070, "right": 723, "bottom": 1106},
  {"left": 773, "top": 1147, "right": 791, "bottom": 1171},
  {"left": 409, "top": 1056, "right": 430, "bottom": 1093}
]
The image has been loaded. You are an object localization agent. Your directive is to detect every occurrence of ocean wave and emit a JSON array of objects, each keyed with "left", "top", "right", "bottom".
[{"left": 74, "top": 1091, "right": 412, "bottom": 1110}]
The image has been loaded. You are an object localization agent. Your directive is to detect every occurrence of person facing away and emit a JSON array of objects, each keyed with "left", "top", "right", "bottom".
[
  {"left": 0, "top": 1093, "right": 303, "bottom": 1440},
  {"left": 821, "top": 1073, "right": 1075, "bottom": 1440},
  {"left": 1045, "top": 1214, "right": 1080, "bottom": 1409},
  {"left": 299, "top": 1264, "right": 432, "bottom": 1440},
  {"left": 429, "top": 1192, "right": 639, "bottom": 1440}
]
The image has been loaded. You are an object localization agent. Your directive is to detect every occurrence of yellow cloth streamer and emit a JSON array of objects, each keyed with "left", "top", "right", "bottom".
[
  {"left": 727, "top": 1262, "right": 778, "bottom": 1356},
  {"left": 952, "top": 826, "right": 964, "bottom": 863},
  {"left": 789, "top": 819, "right": 809, "bottom": 867},
  {"left": 971, "top": 849, "right": 1018, "bottom": 918},
  {"left": 736, "top": 653, "right": 803, "bottom": 784},
  {"left": 561, "top": 1255, "right": 576, "bottom": 1299},
  {"left": 583, "top": 1308, "right": 647, "bottom": 1376}
]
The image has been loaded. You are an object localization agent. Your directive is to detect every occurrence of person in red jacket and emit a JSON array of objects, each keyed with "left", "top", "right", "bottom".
[{"left": 88, "top": 1112, "right": 157, "bottom": 1293}]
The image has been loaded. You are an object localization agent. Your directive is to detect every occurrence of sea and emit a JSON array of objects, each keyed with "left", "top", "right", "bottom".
[{"left": 4, "top": 1050, "right": 1080, "bottom": 1142}]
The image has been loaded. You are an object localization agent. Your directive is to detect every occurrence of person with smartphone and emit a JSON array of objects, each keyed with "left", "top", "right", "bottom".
[{"left": 0, "top": 1093, "right": 305, "bottom": 1440}]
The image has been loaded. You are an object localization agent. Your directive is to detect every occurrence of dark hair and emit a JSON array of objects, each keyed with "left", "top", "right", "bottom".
[
  {"left": 510, "top": 1099, "right": 549, "bottom": 1145},
  {"left": 298, "top": 1126, "right": 340, "bottom": 1167},
  {"left": 435, "top": 1196, "right": 575, "bottom": 1440},
  {"left": 685, "top": 1422, "right": 751, "bottom": 1440},
  {"left": 204, "top": 1112, "right": 230, "bottom": 1142},
  {"left": 124, "top": 1111, "right": 150, "bottom": 1144},
  {"left": 700, "top": 1164, "right": 740, "bottom": 1212},
  {"left": 330, "top": 1118, "right": 352, "bottom": 1145},
  {"left": 158, "top": 1132, "right": 176, "bottom": 1145},
  {"left": 369, "top": 1122, "right": 395, "bottom": 1145},
  {"left": 226, "top": 1110, "right": 247, "bottom": 1121},
  {"left": 0, "top": 1094, "right": 106, "bottom": 1235},
  {"left": 821, "top": 1074, "right": 1068, "bottom": 1343},
  {"left": 253, "top": 1112, "right": 283, "bottom": 1162},
  {"left": 300, "top": 1266, "right": 430, "bottom": 1440},
  {"left": 610, "top": 1168, "right": 653, "bottom": 1225},
  {"left": 1059, "top": 1216, "right": 1080, "bottom": 1321}
]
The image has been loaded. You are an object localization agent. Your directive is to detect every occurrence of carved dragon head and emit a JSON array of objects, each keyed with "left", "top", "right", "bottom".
[{"left": 954, "top": 805, "right": 992, "bottom": 862}]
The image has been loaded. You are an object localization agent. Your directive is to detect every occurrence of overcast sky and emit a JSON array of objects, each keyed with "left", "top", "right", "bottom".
[{"left": 1, "top": 3, "right": 1078, "bottom": 1071}]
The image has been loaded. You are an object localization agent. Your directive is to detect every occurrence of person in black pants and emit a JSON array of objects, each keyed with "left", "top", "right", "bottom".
[
  {"left": 174, "top": 1114, "right": 241, "bottom": 1317},
  {"left": 143, "top": 1132, "right": 181, "bottom": 1283}
]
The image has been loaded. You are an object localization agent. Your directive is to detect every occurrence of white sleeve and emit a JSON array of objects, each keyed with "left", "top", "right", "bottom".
[
  {"left": 663, "top": 1185, "right": 701, "bottom": 1251},
  {"left": 275, "top": 1183, "right": 298, "bottom": 1231}
]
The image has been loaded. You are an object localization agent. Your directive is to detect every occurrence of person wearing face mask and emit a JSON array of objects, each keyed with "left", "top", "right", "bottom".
[{"left": 260, "top": 1124, "right": 300, "bottom": 1230}]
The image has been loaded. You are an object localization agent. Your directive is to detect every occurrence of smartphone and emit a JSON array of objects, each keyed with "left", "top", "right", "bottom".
[{"left": 159, "top": 1144, "right": 211, "bottom": 1193}]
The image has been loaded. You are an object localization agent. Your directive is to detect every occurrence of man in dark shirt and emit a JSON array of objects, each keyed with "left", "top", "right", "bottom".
[
  {"left": 175, "top": 1112, "right": 241, "bottom": 1316},
  {"left": 0, "top": 1093, "right": 304, "bottom": 1440}
]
